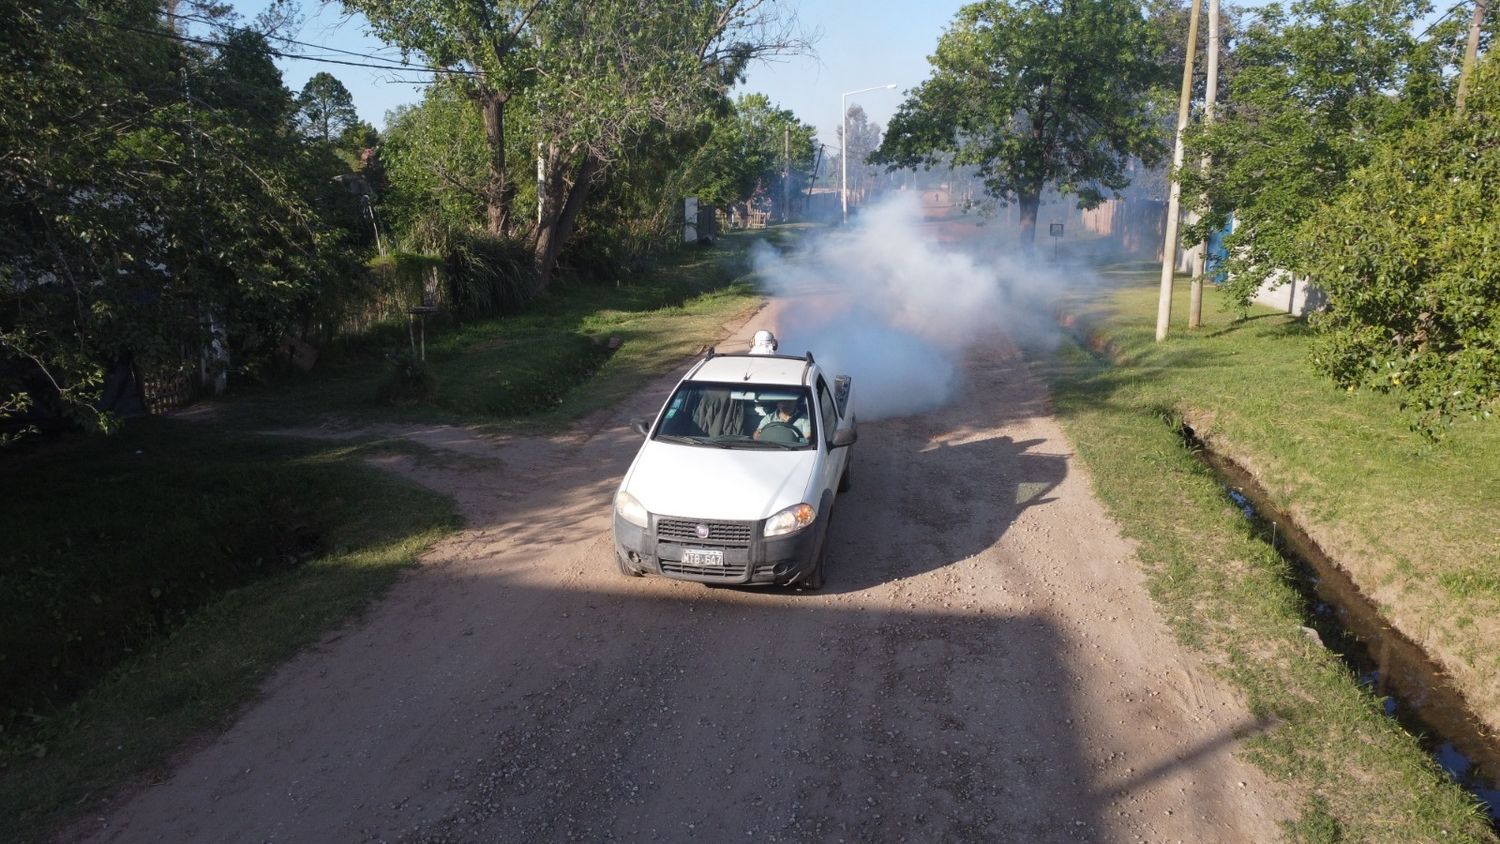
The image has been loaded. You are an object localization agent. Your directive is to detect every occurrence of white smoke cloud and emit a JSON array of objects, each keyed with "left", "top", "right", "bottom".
[{"left": 752, "top": 193, "right": 1091, "bottom": 420}]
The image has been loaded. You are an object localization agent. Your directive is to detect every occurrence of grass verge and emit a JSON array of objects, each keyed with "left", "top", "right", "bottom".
[
  {"left": 0, "top": 227, "right": 793, "bottom": 840},
  {"left": 0, "top": 420, "right": 458, "bottom": 841},
  {"left": 1037, "top": 265, "right": 1498, "bottom": 842},
  {"left": 227, "top": 228, "right": 786, "bottom": 432}
]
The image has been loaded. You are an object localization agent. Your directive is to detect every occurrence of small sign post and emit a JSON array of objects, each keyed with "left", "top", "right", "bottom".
[{"left": 1049, "top": 222, "right": 1064, "bottom": 260}]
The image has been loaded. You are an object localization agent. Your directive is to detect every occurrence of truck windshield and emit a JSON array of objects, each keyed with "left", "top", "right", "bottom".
[{"left": 653, "top": 382, "right": 816, "bottom": 450}]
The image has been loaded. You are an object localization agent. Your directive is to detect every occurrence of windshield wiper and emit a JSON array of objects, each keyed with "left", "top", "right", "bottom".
[
  {"left": 745, "top": 439, "right": 804, "bottom": 450},
  {"left": 655, "top": 434, "right": 731, "bottom": 448}
]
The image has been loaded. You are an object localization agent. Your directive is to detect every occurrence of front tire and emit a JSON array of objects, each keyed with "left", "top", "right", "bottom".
[
  {"left": 800, "top": 534, "right": 826, "bottom": 590},
  {"left": 616, "top": 552, "right": 644, "bottom": 577}
]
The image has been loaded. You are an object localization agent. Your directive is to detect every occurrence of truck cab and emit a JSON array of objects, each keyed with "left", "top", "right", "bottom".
[{"left": 612, "top": 342, "right": 856, "bottom": 588}]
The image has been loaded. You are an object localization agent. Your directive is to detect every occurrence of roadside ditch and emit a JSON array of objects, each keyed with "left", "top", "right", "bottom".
[{"left": 1177, "top": 422, "right": 1500, "bottom": 828}]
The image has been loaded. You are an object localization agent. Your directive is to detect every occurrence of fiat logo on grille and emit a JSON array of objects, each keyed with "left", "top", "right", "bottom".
[{"left": 695, "top": 523, "right": 711, "bottom": 539}]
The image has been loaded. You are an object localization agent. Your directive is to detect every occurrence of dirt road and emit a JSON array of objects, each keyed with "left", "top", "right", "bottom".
[{"left": 74, "top": 308, "right": 1289, "bottom": 842}]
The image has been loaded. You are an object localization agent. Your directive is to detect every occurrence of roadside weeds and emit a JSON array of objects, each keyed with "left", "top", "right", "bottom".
[
  {"left": 1035, "top": 266, "right": 1498, "bottom": 842},
  {"left": 0, "top": 228, "right": 788, "bottom": 842}
]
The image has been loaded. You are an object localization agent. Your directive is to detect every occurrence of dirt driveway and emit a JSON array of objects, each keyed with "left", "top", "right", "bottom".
[{"left": 73, "top": 307, "right": 1289, "bottom": 843}]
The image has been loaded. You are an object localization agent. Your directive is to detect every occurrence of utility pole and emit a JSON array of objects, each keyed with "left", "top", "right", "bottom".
[
  {"left": 1456, "top": 0, "right": 1489, "bottom": 117},
  {"left": 1189, "top": 0, "right": 1220, "bottom": 330},
  {"left": 1156, "top": 0, "right": 1202, "bottom": 343},
  {"left": 783, "top": 125, "right": 791, "bottom": 223}
]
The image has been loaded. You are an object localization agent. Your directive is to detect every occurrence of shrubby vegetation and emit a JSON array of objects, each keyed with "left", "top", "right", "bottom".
[
  {"left": 1, "top": 0, "right": 374, "bottom": 435},
  {"left": 1180, "top": 0, "right": 1499, "bottom": 434},
  {"left": 1, "top": 0, "right": 811, "bottom": 436},
  {"left": 1302, "top": 53, "right": 1500, "bottom": 429}
]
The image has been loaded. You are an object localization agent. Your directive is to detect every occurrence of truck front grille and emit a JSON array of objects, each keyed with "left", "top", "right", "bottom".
[
  {"left": 656, "top": 518, "right": 753, "bottom": 548},
  {"left": 660, "top": 561, "right": 749, "bottom": 578}
]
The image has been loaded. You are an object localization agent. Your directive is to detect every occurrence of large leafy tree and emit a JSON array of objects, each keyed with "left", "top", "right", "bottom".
[
  {"left": 683, "top": 94, "right": 817, "bottom": 216},
  {"left": 379, "top": 81, "right": 511, "bottom": 244},
  {"left": 1179, "top": 0, "right": 1446, "bottom": 307},
  {"left": 839, "top": 104, "right": 882, "bottom": 202},
  {"left": 1299, "top": 52, "right": 1500, "bottom": 434},
  {"left": 342, "top": 0, "right": 803, "bottom": 287},
  {"left": 1, "top": 0, "right": 362, "bottom": 433},
  {"left": 295, "top": 71, "right": 360, "bottom": 144},
  {"left": 874, "top": 0, "right": 1169, "bottom": 246}
]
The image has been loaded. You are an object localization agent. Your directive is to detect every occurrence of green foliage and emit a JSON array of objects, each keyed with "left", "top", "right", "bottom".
[
  {"left": 0, "top": 420, "right": 453, "bottom": 732},
  {"left": 1300, "top": 53, "right": 1500, "bottom": 435},
  {"left": 442, "top": 228, "right": 533, "bottom": 319},
  {"left": 679, "top": 93, "right": 818, "bottom": 211},
  {"left": 295, "top": 71, "right": 360, "bottom": 144},
  {"left": 0, "top": 0, "right": 373, "bottom": 432},
  {"left": 342, "top": 0, "right": 802, "bottom": 283},
  {"left": 874, "top": 0, "right": 1169, "bottom": 241},
  {"left": 379, "top": 83, "right": 500, "bottom": 240},
  {"left": 375, "top": 351, "right": 437, "bottom": 405},
  {"left": 1180, "top": 0, "right": 1446, "bottom": 308}
]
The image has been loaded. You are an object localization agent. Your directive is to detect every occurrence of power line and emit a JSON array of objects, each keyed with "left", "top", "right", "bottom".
[
  {"left": 94, "top": 17, "right": 478, "bottom": 76},
  {"left": 1418, "top": 0, "right": 1470, "bottom": 40},
  {"left": 162, "top": 11, "right": 410, "bottom": 66}
]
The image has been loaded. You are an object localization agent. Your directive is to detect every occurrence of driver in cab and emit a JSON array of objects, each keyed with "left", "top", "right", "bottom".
[{"left": 754, "top": 400, "right": 811, "bottom": 441}]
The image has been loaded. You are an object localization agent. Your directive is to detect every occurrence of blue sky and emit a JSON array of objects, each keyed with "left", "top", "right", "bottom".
[{"left": 233, "top": 0, "right": 971, "bottom": 146}]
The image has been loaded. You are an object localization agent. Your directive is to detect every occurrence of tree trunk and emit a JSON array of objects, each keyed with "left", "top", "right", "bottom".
[
  {"left": 1017, "top": 191, "right": 1041, "bottom": 250},
  {"left": 533, "top": 152, "right": 600, "bottom": 291},
  {"left": 478, "top": 91, "right": 512, "bottom": 235}
]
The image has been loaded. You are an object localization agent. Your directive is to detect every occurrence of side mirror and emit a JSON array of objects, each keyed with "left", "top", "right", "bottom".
[
  {"left": 630, "top": 417, "right": 652, "bottom": 436},
  {"left": 830, "top": 427, "right": 857, "bottom": 449},
  {"left": 834, "top": 375, "right": 852, "bottom": 415}
]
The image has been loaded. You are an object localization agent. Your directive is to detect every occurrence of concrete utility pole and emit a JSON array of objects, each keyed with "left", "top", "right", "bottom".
[
  {"left": 841, "top": 84, "right": 896, "bottom": 224},
  {"left": 1189, "top": 0, "right": 1220, "bottom": 330},
  {"left": 1156, "top": 0, "right": 1203, "bottom": 342},
  {"left": 1456, "top": 0, "right": 1490, "bottom": 117},
  {"left": 782, "top": 125, "right": 791, "bottom": 223}
]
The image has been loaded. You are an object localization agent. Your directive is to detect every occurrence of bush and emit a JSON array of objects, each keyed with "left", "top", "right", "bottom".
[
  {"left": 1300, "top": 55, "right": 1500, "bottom": 435},
  {"left": 444, "top": 229, "right": 534, "bottom": 321},
  {"left": 375, "top": 351, "right": 438, "bottom": 405}
]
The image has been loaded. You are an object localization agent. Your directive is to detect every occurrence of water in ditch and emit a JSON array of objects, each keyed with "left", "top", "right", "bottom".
[{"left": 1181, "top": 426, "right": 1500, "bottom": 826}]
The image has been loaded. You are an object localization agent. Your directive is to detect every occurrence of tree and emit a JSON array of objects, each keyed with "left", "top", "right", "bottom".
[
  {"left": 1, "top": 0, "right": 364, "bottom": 434},
  {"left": 873, "top": 0, "right": 1169, "bottom": 246},
  {"left": 380, "top": 83, "right": 494, "bottom": 241},
  {"left": 341, "top": 0, "right": 805, "bottom": 287},
  {"left": 681, "top": 94, "right": 817, "bottom": 218},
  {"left": 839, "top": 104, "right": 882, "bottom": 204},
  {"left": 295, "top": 72, "right": 359, "bottom": 144},
  {"left": 1179, "top": 0, "right": 1445, "bottom": 308},
  {"left": 1299, "top": 51, "right": 1500, "bottom": 435}
]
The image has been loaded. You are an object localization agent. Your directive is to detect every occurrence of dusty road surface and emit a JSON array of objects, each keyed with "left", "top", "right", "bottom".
[{"left": 73, "top": 307, "right": 1290, "bottom": 843}]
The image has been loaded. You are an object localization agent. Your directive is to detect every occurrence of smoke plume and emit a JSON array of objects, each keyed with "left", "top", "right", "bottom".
[{"left": 751, "top": 193, "right": 1088, "bottom": 420}]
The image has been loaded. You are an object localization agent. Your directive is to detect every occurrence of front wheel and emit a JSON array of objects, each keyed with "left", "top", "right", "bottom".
[
  {"left": 838, "top": 459, "right": 852, "bottom": 493},
  {"left": 616, "top": 552, "right": 644, "bottom": 577},
  {"left": 800, "top": 535, "right": 826, "bottom": 590}
]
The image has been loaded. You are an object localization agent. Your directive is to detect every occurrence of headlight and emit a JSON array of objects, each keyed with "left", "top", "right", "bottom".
[
  {"left": 615, "top": 490, "right": 649, "bottom": 528},
  {"left": 764, "top": 502, "right": 816, "bottom": 537}
]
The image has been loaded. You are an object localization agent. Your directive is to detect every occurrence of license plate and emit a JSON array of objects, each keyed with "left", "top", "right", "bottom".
[{"left": 682, "top": 548, "right": 724, "bottom": 567}]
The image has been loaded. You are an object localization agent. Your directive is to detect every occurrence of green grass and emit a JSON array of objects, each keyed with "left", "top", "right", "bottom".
[
  {"left": 1038, "top": 265, "right": 1498, "bottom": 841},
  {"left": 226, "top": 229, "right": 780, "bottom": 432},
  {"left": 0, "top": 227, "right": 790, "bottom": 841},
  {"left": 0, "top": 419, "right": 458, "bottom": 841}
]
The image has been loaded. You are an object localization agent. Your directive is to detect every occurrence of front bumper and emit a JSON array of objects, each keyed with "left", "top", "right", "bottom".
[{"left": 613, "top": 511, "right": 821, "bottom": 586}]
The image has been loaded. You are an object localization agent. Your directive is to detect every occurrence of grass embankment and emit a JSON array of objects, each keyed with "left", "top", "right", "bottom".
[
  {"left": 1040, "top": 264, "right": 1499, "bottom": 842},
  {"left": 0, "top": 423, "right": 458, "bottom": 840},
  {"left": 231, "top": 228, "right": 780, "bottom": 431},
  {"left": 0, "top": 228, "right": 781, "bottom": 840}
]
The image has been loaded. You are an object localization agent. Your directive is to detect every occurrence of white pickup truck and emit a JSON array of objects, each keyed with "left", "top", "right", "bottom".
[{"left": 612, "top": 336, "right": 856, "bottom": 589}]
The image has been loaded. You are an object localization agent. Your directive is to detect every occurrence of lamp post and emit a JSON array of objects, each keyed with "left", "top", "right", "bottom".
[{"left": 841, "top": 84, "right": 897, "bottom": 223}]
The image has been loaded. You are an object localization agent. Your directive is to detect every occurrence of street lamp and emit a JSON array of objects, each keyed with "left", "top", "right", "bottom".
[{"left": 841, "top": 84, "right": 897, "bottom": 223}]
